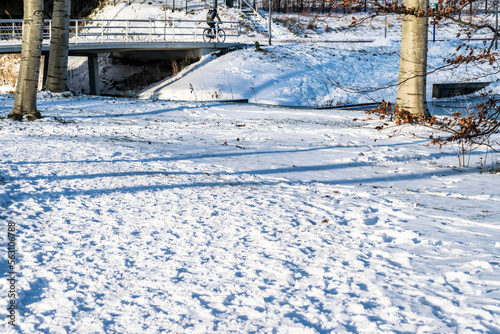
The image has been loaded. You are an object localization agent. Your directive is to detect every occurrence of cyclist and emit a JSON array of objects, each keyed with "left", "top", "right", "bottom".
[{"left": 206, "top": 7, "right": 221, "bottom": 36}]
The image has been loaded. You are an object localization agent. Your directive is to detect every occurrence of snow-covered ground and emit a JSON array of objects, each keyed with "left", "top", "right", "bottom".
[
  {"left": 63, "top": 0, "right": 500, "bottom": 104},
  {"left": 139, "top": 39, "right": 499, "bottom": 108},
  {"left": 1, "top": 1, "right": 500, "bottom": 333},
  {"left": 0, "top": 93, "right": 499, "bottom": 333}
]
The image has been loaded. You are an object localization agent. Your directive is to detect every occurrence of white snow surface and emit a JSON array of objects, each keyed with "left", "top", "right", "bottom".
[
  {"left": 1, "top": 2, "right": 500, "bottom": 333},
  {"left": 67, "top": 0, "right": 500, "bottom": 106},
  {"left": 0, "top": 93, "right": 500, "bottom": 333},
  {"left": 140, "top": 40, "right": 493, "bottom": 107}
]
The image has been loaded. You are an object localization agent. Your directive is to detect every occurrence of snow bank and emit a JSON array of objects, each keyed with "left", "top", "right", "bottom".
[{"left": 0, "top": 94, "right": 499, "bottom": 333}]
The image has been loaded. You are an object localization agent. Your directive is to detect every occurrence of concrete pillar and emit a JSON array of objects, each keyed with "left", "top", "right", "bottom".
[
  {"left": 88, "top": 54, "right": 100, "bottom": 96},
  {"left": 42, "top": 52, "right": 49, "bottom": 87}
]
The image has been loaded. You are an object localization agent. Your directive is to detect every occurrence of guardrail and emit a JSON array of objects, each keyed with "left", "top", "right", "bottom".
[
  {"left": 0, "top": 19, "right": 242, "bottom": 43},
  {"left": 238, "top": 0, "right": 266, "bottom": 22}
]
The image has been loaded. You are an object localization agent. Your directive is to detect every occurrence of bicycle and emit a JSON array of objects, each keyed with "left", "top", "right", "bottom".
[{"left": 203, "top": 23, "right": 226, "bottom": 43}]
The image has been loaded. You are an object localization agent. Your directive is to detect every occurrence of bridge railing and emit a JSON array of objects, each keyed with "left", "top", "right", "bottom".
[
  {"left": 0, "top": 20, "right": 27, "bottom": 40},
  {"left": 0, "top": 19, "right": 242, "bottom": 43}
]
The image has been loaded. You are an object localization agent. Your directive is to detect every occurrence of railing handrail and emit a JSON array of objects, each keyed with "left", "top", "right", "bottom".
[
  {"left": 0, "top": 18, "right": 238, "bottom": 23},
  {"left": 239, "top": 0, "right": 267, "bottom": 22},
  {"left": 0, "top": 18, "right": 241, "bottom": 43}
]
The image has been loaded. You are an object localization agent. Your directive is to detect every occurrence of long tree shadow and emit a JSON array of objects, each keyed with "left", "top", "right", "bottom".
[
  {"left": 5, "top": 139, "right": 460, "bottom": 167},
  {"left": 4, "top": 146, "right": 341, "bottom": 166},
  {"left": 12, "top": 161, "right": 370, "bottom": 182},
  {"left": 8, "top": 167, "right": 464, "bottom": 202},
  {"left": 53, "top": 103, "right": 213, "bottom": 119},
  {"left": 8, "top": 145, "right": 466, "bottom": 184}
]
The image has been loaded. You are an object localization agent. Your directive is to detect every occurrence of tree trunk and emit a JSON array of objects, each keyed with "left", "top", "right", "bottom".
[
  {"left": 44, "top": 0, "right": 71, "bottom": 92},
  {"left": 9, "top": 0, "right": 44, "bottom": 121},
  {"left": 396, "top": 0, "right": 430, "bottom": 118}
]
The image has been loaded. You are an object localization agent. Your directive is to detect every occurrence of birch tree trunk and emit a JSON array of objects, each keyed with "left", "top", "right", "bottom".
[
  {"left": 396, "top": 0, "right": 430, "bottom": 118},
  {"left": 9, "top": 0, "right": 44, "bottom": 120},
  {"left": 44, "top": 0, "right": 71, "bottom": 92}
]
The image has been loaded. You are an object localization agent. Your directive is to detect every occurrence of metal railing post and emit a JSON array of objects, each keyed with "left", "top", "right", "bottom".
[
  {"left": 76, "top": 20, "right": 79, "bottom": 44},
  {"left": 172, "top": 19, "right": 175, "bottom": 42},
  {"left": 149, "top": 19, "right": 152, "bottom": 42},
  {"left": 496, "top": 0, "right": 499, "bottom": 49},
  {"left": 126, "top": 20, "right": 129, "bottom": 42},
  {"left": 101, "top": 19, "right": 104, "bottom": 43},
  {"left": 268, "top": 0, "right": 271, "bottom": 46}
]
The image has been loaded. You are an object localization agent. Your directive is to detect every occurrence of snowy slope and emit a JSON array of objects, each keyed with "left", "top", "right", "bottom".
[
  {"left": 0, "top": 93, "right": 499, "bottom": 333},
  {"left": 139, "top": 39, "right": 497, "bottom": 107},
  {"left": 69, "top": 1, "right": 500, "bottom": 105}
]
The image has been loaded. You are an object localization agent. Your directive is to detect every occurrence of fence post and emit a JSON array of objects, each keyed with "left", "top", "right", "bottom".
[
  {"left": 268, "top": 0, "right": 271, "bottom": 45},
  {"left": 172, "top": 19, "right": 175, "bottom": 42},
  {"left": 76, "top": 20, "right": 79, "bottom": 44},
  {"left": 126, "top": 20, "right": 129, "bottom": 43},
  {"left": 149, "top": 19, "right": 152, "bottom": 42},
  {"left": 496, "top": 0, "right": 498, "bottom": 49},
  {"left": 216, "top": 23, "right": 218, "bottom": 43},
  {"left": 101, "top": 19, "right": 104, "bottom": 43}
]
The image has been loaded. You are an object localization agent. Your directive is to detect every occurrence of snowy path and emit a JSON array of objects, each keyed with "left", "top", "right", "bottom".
[{"left": 0, "top": 94, "right": 500, "bottom": 333}]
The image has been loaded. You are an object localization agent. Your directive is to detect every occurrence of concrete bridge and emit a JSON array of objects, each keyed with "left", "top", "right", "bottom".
[{"left": 0, "top": 19, "right": 246, "bottom": 95}]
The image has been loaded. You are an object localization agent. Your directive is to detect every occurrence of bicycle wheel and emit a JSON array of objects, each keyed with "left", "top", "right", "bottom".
[
  {"left": 216, "top": 29, "right": 226, "bottom": 43},
  {"left": 203, "top": 28, "right": 214, "bottom": 42}
]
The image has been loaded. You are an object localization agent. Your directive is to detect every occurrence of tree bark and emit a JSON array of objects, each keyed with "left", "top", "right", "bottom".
[
  {"left": 9, "top": 0, "right": 44, "bottom": 121},
  {"left": 44, "top": 0, "right": 71, "bottom": 92},
  {"left": 396, "top": 0, "right": 430, "bottom": 118}
]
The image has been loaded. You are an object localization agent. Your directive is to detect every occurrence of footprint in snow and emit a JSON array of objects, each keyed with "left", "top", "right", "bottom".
[{"left": 364, "top": 217, "right": 379, "bottom": 225}]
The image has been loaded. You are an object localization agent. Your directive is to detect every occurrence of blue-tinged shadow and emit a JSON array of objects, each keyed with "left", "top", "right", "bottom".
[
  {"left": 5, "top": 139, "right": 455, "bottom": 167},
  {"left": 9, "top": 167, "right": 464, "bottom": 202},
  {"left": 59, "top": 102, "right": 226, "bottom": 119},
  {"left": 285, "top": 311, "right": 333, "bottom": 333},
  {"left": 10, "top": 146, "right": 464, "bottom": 183}
]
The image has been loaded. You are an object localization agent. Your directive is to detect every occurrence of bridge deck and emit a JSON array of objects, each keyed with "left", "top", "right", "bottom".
[
  {"left": 0, "top": 41, "right": 246, "bottom": 55},
  {"left": 0, "top": 18, "right": 247, "bottom": 96},
  {"left": 0, "top": 41, "right": 247, "bottom": 96}
]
